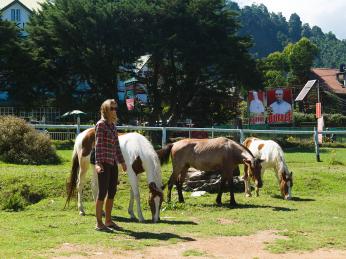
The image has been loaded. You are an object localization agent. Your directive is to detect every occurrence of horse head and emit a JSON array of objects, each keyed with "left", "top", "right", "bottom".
[
  {"left": 280, "top": 171, "right": 293, "bottom": 200},
  {"left": 244, "top": 158, "right": 264, "bottom": 188},
  {"left": 148, "top": 182, "right": 164, "bottom": 223}
]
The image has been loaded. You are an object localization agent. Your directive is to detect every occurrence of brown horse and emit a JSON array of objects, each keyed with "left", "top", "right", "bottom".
[{"left": 160, "top": 137, "right": 263, "bottom": 207}]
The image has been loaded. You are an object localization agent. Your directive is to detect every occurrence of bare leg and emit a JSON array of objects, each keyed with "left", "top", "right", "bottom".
[
  {"left": 104, "top": 198, "right": 114, "bottom": 225},
  {"left": 95, "top": 199, "right": 104, "bottom": 227}
]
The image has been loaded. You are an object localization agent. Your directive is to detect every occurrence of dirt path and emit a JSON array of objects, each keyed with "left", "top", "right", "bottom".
[{"left": 52, "top": 230, "right": 346, "bottom": 259}]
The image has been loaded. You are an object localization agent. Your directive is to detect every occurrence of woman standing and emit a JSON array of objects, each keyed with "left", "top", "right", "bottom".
[{"left": 95, "top": 99, "right": 127, "bottom": 232}]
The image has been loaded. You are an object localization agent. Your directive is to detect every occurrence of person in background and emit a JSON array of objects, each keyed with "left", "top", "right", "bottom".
[
  {"left": 269, "top": 89, "right": 291, "bottom": 114},
  {"left": 94, "top": 99, "right": 127, "bottom": 232},
  {"left": 249, "top": 91, "right": 265, "bottom": 115}
]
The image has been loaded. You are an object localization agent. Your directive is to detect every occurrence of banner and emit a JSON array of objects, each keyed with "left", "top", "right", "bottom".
[
  {"left": 318, "top": 116, "right": 324, "bottom": 144},
  {"left": 126, "top": 98, "right": 135, "bottom": 111},
  {"left": 248, "top": 90, "right": 265, "bottom": 125},
  {"left": 267, "top": 88, "right": 293, "bottom": 124},
  {"left": 316, "top": 102, "right": 321, "bottom": 118}
]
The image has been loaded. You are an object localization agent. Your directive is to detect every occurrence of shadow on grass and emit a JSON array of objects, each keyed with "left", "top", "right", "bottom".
[
  {"left": 200, "top": 202, "right": 296, "bottom": 211},
  {"left": 121, "top": 229, "right": 195, "bottom": 241},
  {"left": 112, "top": 215, "right": 197, "bottom": 225},
  {"left": 270, "top": 194, "right": 315, "bottom": 202}
]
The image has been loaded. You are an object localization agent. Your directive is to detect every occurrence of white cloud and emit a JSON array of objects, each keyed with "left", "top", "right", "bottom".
[{"left": 235, "top": 0, "right": 346, "bottom": 39}]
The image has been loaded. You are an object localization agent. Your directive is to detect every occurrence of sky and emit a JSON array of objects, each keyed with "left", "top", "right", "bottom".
[{"left": 235, "top": 0, "right": 346, "bottom": 40}]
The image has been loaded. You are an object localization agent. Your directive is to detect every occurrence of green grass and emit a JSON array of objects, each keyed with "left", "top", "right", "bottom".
[{"left": 0, "top": 148, "right": 346, "bottom": 257}]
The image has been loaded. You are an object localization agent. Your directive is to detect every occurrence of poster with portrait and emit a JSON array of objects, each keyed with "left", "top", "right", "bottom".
[
  {"left": 266, "top": 88, "right": 293, "bottom": 124},
  {"left": 248, "top": 90, "right": 266, "bottom": 125}
]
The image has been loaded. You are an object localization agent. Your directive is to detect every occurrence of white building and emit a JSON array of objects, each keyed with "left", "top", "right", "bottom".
[{"left": 0, "top": 0, "right": 43, "bottom": 34}]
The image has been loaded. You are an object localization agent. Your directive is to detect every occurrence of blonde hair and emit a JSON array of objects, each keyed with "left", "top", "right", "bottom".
[{"left": 100, "top": 99, "right": 118, "bottom": 123}]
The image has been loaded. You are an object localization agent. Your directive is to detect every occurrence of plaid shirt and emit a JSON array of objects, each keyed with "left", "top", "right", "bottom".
[{"left": 95, "top": 119, "right": 125, "bottom": 165}]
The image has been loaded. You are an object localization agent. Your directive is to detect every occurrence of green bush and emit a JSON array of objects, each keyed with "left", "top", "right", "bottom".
[
  {"left": 0, "top": 116, "right": 60, "bottom": 164},
  {"left": 293, "top": 112, "right": 346, "bottom": 127}
]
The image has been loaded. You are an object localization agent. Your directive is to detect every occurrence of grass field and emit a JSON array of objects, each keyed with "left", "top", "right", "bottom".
[{"left": 0, "top": 147, "right": 346, "bottom": 258}]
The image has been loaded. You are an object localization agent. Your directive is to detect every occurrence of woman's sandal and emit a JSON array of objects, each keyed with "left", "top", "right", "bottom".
[
  {"left": 95, "top": 225, "right": 114, "bottom": 233},
  {"left": 105, "top": 223, "right": 123, "bottom": 231}
]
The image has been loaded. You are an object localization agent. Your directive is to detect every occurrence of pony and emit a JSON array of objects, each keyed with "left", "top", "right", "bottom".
[
  {"left": 243, "top": 137, "right": 293, "bottom": 200},
  {"left": 65, "top": 128, "right": 164, "bottom": 223},
  {"left": 160, "top": 137, "right": 263, "bottom": 207}
]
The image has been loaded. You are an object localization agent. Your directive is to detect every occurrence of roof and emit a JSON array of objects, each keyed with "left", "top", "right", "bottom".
[
  {"left": 0, "top": 0, "right": 44, "bottom": 12},
  {"left": 311, "top": 68, "right": 346, "bottom": 95}
]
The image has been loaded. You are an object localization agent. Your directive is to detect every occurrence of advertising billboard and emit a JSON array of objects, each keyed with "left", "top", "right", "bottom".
[
  {"left": 248, "top": 90, "right": 265, "bottom": 125},
  {"left": 266, "top": 88, "right": 293, "bottom": 124}
]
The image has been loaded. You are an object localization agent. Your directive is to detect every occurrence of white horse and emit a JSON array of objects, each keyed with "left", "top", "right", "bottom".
[
  {"left": 243, "top": 137, "right": 293, "bottom": 200},
  {"left": 65, "top": 128, "right": 164, "bottom": 223}
]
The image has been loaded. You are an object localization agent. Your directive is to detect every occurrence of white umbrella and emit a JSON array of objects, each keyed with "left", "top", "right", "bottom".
[
  {"left": 61, "top": 110, "right": 86, "bottom": 117},
  {"left": 61, "top": 110, "right": 86, "bottom": 134}
]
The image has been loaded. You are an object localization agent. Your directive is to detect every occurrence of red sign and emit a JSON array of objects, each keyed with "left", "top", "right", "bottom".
[
  {"left": 316, "top": 102, "right": 321, "bottom": 118},
  {"left": 267, "top": 88, "right": 293, "bottom": 124},
  {"left": 248, "top": 90, "right": 265, "bottom": 125}
]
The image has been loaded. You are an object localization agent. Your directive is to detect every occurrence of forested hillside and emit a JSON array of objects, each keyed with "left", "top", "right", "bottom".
[{"left": 229, "top": 2, "right": 346, "bottom": 67}]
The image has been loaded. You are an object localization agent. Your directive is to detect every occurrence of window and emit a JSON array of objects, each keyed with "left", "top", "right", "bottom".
[
  {"left": 11, "top": 9, "right": 15, "bottom": 21},
  {"left": 16, "top": 9, "right": 21, "bottom": 22},
  {"left": 10, "top": 9, "right": 21, "bottom": 21}
]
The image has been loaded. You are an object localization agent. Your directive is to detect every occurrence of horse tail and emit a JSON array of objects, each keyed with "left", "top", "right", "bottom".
[
  {"left": 156, "top": 143, "right": 173, "bottom": 165},
  {"left": 65, "top": 150, "right": 79, "bottom": 208}
]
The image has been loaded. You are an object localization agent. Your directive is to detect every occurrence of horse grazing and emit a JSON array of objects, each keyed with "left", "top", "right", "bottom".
[
  {"left": 65, "top": 128, "right": 164, "bottom": 223},
  {"left": 160, "top": 137, "right": 263, "bottom": 206},
  {"left": 243, "top": 137, "right": 293, "bottom": 200}
]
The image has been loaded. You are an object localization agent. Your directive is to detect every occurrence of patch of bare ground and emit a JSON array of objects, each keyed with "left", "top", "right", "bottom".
[{"left": 51, "top": 230, "right": 346, "bottom": 259}]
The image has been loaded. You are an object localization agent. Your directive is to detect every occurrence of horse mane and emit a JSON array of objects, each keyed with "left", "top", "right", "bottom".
[{"left": 239, "top": 142, "right": 255, "bottom": 158}]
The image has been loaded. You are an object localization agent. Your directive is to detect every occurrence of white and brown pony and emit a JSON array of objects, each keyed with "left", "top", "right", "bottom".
[
  {"left": 243, "top": 137, "right": 293, "bottom": 200},
  {"left": 160, "top": 137, "right": 263, "bottom": 207},
  {"left": 65, "top": 128, "right": 164, "bottom": 223}
]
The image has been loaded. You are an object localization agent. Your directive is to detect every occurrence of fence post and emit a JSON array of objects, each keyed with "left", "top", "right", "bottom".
[
  {"left": 76, "top": 116, "right": 81, "bottom": 135},
  {"left": 239, "top": 129, "right": 244, "bottom": 144},
  {"left": 162, "top": 127, "right": 166, "bottom": 147},
  {"left": 211, "top": 126, "right": 214, "bottom": 138},
  {"left": 314, "top": 127, "right": 321, "bottom": 162}
]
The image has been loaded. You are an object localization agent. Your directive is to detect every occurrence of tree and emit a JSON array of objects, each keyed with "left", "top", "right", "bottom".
[
  {"left": 288, "top": 13, "right": 302, "bottom": 42},
  {"left": 26, "top": 0, "right": 145, "bottom": 109},
  {"left": 141, "top": 0, "right": 262, "bottom": 126},
  {"left": 0, "top": 18, "right": 40, "bottom": 107},
  {"left": 284, "top": 37, "right": 318, "bottom": 84}
]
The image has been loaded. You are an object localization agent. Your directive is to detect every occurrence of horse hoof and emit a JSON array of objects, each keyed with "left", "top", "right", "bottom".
[
  {"left": 79, "top": 211, "right": 85, "bottom": 216},
  {"left": 138, "top": 218, "right": 145, "bottom": 223},
  {"left": 216, "top": 202, "right": 222, "bottom": 207},
  {"left": 246, "top": 193, "right": 252, "bottom": 197}
]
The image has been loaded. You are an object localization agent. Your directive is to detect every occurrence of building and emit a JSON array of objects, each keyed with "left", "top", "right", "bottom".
[
  {"left": 310, "top": 68, "right": 346, "bottom": 114},
  {"left": 0, "top": 0, "right": 43, "bottom": 34}
]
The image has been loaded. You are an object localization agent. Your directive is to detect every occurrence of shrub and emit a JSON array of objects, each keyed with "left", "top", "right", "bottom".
[{"left": 0, "top": 116, "right": 60, "bottom": 164}]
